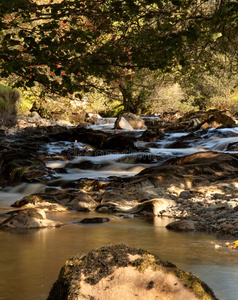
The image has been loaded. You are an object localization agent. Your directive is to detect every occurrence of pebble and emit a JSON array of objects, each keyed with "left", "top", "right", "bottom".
[{"left": 161, "top": 193, "right": 238, "bottom": 237}]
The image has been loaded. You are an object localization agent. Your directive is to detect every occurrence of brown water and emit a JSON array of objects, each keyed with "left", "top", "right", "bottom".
[
  {"left": 0, "top": 211, "right": 238, "bottom": 300},
  {"left": 1, "top": 126, "right": 238, "bottom": 300}
]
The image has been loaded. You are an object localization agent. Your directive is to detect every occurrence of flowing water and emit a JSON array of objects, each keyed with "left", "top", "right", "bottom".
[{"left": 1, "top": 120, "right": 238, "bottom": 300}]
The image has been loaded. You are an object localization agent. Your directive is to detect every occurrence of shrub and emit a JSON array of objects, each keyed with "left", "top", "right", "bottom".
[{"left": 0, "top": 83, "right": 21, "bottom": 126}]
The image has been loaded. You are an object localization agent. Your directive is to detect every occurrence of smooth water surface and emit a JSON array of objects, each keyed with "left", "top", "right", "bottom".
[{"left": 0, "top": 213, "right": 238, "bottom": 300}]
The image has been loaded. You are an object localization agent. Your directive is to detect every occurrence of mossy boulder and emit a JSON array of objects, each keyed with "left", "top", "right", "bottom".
[{"left": 47, "top": 244, "right": 217, "bottom": 300}]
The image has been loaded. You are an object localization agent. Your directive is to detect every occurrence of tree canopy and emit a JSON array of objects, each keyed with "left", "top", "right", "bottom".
[{"left": 0, "top": 0, "right": 237, "bottom": 100}]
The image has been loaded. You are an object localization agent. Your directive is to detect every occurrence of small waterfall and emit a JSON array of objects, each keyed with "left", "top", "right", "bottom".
[
  {"left": 202, "top": 137, "right": 238, "bottom": 151},
  {"left": 159, "top": 132, "right": 189, "bottom": 148}
]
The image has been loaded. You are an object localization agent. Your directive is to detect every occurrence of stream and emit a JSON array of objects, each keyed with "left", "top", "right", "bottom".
[{"left": 1, "top": 119, "right": 238, "bottom": 300}]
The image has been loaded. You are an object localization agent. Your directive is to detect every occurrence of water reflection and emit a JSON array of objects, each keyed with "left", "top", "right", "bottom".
[{"left": 0, "top": 215, "right": 238, "bottom": 300}]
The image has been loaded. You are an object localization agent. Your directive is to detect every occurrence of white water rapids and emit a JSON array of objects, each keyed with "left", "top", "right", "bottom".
[{"left": 0, "top": 119, "right": 238, "bottom": 300}]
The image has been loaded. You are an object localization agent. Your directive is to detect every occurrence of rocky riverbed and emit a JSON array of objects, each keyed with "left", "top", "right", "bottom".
[{"left": 0, "top": 109, "right": 238, "bottom": 242}]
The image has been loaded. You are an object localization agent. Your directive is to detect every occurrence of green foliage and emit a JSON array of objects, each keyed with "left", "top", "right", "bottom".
[
  {"left": 17, "top": 85, "right": 42, "bottom": 113},
  {"left": 0, "top": 83, "right": 20, "bottom": 108},
  {"left": 179, "top": 51, "right": 238, "bottom": 111},
  {"left": 0, "top": 1, "right": 231, "bottom": 90},
  {"left": 0, "top": 1, "right": 237, "bottom": 115},
  {"left": 0, "top": 83, "right": 20, "bottom": 125},
  {"left": 146, "top": 80, "right": 192, "bottom": 114}
]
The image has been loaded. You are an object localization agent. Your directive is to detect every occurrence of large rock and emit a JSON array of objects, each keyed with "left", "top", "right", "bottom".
[
  {"left": 153, "top": 109, "right": 237, "bottom": 133},
  {"left": 140, "top": 129, "right": 164, "bottom": 142},
  {"left": 176, "top": 109, "right": 236, "bottom": 131},
  {"left": 48, "top": 127, "right": 108, "bottom": 149},
  {"left": 127, "top": 198, "right": 176, "bottom": 216},
  {"left": 0, "top": 149, "right": 54, "bottom": 186},
  {"left": 102, "top": 134, "right": 139, "bottom": 152},
  {"left": 47, "top": 244, "right": 217, "bottom": 300},
  {"left": 138, "top": 151, "right": 238, "bottom": 189},
  {"left": 115, "top": 112, "right": 146, "bottom": 130},
  {"left": 195, "top": 110, "right": 236, "bottom": 130},
  {"left": 11, "top": 192, "right": 98, "bottom": 212},
  {"left": 96, "top": 198, "right": 176, "bottom": 216},
  {"left": 0, "top": 208, "right": 60, "bottom": 230},
  {"left": 166, "top": 220, "right": 196, "bottom": 232},
  {"left": 115, "top": 116, "right": 134, "bottom": 130}
]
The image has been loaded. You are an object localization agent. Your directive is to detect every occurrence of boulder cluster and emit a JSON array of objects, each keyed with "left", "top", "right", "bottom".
[{"left": 0, "top": 109, "right": 238, "bottom": 238}]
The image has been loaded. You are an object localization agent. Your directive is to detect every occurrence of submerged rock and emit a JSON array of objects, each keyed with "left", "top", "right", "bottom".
[
  {"left": 0, "top": 208, "right": 60, "bottom": 230},
  {"left": 95, "top": 198, "right": 176, "bottom": 216},
  {"left": 47, "top": 244, "right": 217, "bottom": 300}
]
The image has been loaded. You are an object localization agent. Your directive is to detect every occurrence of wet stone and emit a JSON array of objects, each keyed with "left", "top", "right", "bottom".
[{"left": 80, "top": 217, "right": 110, "bottom": 224}]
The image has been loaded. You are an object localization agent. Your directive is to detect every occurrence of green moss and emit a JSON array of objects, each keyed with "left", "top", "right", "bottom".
[
  {"left": 131, "top": 254, "right": 160, "bottom": 273},
  {"left": 170, "top": 268, "right": 217, "bottom": 300},
  {"left": 47, "top": 244, "right": 148, "bottom": 300},
  {"left": 8, "top": 160, "right": 39, "bottom": 184},
  {"left": 9, "top": 165, "right": 31, "bottom": 183},
  {"left": 9, "top": 166, "right": 22, "bottom": 183},
  {"left": 132, "top": 254, "right": 218, "bottom": 300},
  {"left": 26, "top": 210, "right": 44, "bottom": 220},
  {"left": 47, "top": 244, "right": 218, "bottom": 300}
]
